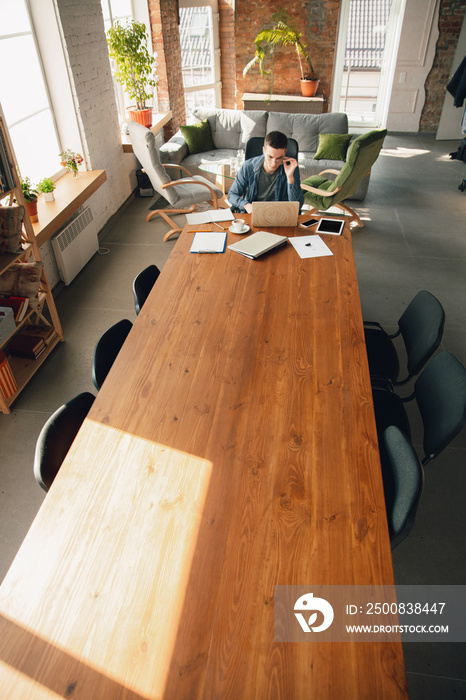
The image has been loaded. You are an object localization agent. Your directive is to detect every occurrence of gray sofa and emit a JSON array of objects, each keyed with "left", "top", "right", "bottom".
[{"left": 160, "top": 108, "right": 369, "bottom": 201}]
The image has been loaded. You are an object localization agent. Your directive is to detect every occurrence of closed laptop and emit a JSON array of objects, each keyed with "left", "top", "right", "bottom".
[{"left": 228, "top": 231, "right": 287, "bottom": 259}]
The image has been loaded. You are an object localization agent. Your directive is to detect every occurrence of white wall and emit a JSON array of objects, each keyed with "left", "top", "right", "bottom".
[
  {"left": 50, "top": 0, "right": 135, "bottom": 233},
  {"left": 386, "top": 0, "right": 440, "bottom": 132}
]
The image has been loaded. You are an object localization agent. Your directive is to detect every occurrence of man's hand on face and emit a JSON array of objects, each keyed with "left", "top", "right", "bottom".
[{"left": 283, "top": 157, "right": 298, "bottom": 182}]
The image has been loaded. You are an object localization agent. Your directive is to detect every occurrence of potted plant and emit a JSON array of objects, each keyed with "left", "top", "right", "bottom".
[
  {"left": 107, "top": 20, "right": 158, "bottom": 128},
  {"left": 243, "top": 12, "right": 320, "bottom": 98},
  {"left": 37, "top": 176, "right": 56, "bottom": 202},
  {"left": 20, "top": 176, "right": 39, "bottom": 222},
  {"left": 59, "top": 149, "right": 84, "bottom": 178}
]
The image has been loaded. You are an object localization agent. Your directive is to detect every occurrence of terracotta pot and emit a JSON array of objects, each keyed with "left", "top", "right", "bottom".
[
  {"left": 128, "top": 108, "right": 153, "bottom": 129},
  {"left": 26, "top": 199, "right": 39, "bottom": 223},
  {"left": 300, "top": 78, "right": 320, "bottom": 98}
]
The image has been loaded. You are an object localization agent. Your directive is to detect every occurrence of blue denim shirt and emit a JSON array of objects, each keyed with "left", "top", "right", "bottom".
[{"left": 228, "top": 155, "right": 304, "bottom": 212}]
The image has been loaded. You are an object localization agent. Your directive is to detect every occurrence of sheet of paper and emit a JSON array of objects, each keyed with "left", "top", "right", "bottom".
[
  {"left": 190, "top": 231, "right": 227, "bottom": 253},
  {"left": 186, "top": 209, "right": 234, "bottom": 225},
  {"left": 288, "top": 234, "right": 334, "bottom": 259},
  {"left": 210, "top": 209, "right": 234, "bottom": 222}
]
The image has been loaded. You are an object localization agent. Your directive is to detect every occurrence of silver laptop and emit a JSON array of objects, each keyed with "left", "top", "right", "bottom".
[{"left": 251, "top": 201, "right": 300, "bottom": 228}]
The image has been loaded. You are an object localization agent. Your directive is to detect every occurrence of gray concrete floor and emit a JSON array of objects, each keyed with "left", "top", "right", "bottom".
[{"left": 1, "top": 132, "right": 465, "bottom": 698}]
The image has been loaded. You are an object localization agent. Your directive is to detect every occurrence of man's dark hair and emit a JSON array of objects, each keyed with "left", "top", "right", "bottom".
[{"left": 264, "top": 131, "right": 288, "bottom": 150}]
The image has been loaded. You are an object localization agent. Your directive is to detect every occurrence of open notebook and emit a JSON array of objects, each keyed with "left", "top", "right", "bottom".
[{"left": 228, "top": 231, "right": 288, "bottom": 259}]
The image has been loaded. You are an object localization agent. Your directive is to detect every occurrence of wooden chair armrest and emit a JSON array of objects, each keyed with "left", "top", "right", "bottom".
[
  {"left": 318, "top": 169, "right": 341, "bottom": 177},
  {"left": 301, "top": 183, "right": 342, "bottom": 197},
  {"left": 164, "top": 163, "right": 194, "bottom": 177}
]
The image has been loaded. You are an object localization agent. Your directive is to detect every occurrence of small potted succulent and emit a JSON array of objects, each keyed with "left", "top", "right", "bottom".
[
  {"left": 107, "top": 20, "right": 158, "bottom": 128},
  {"left": 37, "top": 176, "right": 56, "bottom": 202},
  {"left": 244, "top": 11, "right": 319, "bottom": 98},
  {"left": 20, "top": 176, "right": 39, "bottom": 222}
]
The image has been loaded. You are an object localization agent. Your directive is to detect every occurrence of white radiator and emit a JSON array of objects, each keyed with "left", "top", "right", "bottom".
[{"left": 52, "top": 207, "right": 98, "bottom": 285}]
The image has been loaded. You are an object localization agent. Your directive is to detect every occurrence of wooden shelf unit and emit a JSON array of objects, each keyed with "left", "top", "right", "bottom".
[{"left": 0, "top": 113, "right": 64, "bottom": 414}]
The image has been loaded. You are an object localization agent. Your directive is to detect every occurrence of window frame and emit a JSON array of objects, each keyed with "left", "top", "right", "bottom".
[
  {"left": 179, "top": 0, "right": 222, "bottom": 118},
  {"left": 0, "top": 0, "right": 65, "bottom": 183}
]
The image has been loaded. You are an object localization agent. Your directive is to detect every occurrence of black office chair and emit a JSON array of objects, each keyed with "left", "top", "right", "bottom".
[
  {"left": 364, "top": 290, "right": 445, "bottom": 388},
  {"left": 245, "top": 136, "right": 299, "bottom": 161},
  {"left": 92, "top": 319, "right": 133, "bottom": 391},
  {"left": 133, "top": 264, "right": 160, "bottom": 315},
  {"left": 372, "top": 351, "right": 466, "bottom": 466},
  {"left": 380, "top": 426, "right": 424, "bottom": 550},
  {"left": 34, "top": 392, "right": 95, "bottom": 492}
]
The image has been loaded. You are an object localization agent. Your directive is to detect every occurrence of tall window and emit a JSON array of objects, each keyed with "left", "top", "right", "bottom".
[
  {"left": 101, "top": 0, "right": 137, "bottom": 125},
  {"left": 332, "top": 0, "right": 406, "bottom": 128},
  {"left": 0, "top": 0, "right": 61, "bottom": 184},
  {"left": 179, "top": 0, "right": 221, "bottom": 119}
]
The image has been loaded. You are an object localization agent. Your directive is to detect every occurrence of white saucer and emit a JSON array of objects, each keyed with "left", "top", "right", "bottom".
[{"left": 229, "top": 224, "right": 250, "bottom": 234}]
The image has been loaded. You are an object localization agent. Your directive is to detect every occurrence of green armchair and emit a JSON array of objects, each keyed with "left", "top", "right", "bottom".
[{"left": 301, "top": 128, "right": 387, "bottom": 227}]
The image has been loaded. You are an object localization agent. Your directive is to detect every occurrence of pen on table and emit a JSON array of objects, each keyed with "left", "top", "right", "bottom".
[{"left": 213, "top": 221, "right": 226, "bottom": 231}]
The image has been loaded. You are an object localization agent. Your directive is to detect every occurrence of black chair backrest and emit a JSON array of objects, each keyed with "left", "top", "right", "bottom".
[
  {"left": 414, "top": 351, "right": 466, "bottom": 463},
  {"left": 92, "top": 319, "right": 133, "bottom": 391},
  {"left": 133, "top": 264, "right": 160, "bottom": 315},
  {"left": 398, "top": 290, "right": 445, "bottom": 379},
  {"left": 382, "top": 425, "right": 424, "bottom": 549},
  {"left": 34, "top": 392, "right": 95, "bottom": 492},
  {"left": 245, "top": 136, "right": 299, "bottom": 161}
]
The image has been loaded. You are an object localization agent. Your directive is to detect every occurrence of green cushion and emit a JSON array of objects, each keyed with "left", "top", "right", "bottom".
[
  {"left": 302, "top": 128, "right": 387, "bottom": 210},
  {"left": 313, "top": 133, "right": 352, "bottom": 161},
  {"left": 180, "top": 119, "right": 215, "bottom": 155}
]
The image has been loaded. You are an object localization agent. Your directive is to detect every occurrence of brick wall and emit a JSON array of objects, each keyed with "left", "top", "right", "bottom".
[
  {"left": 219, "top": 0, "right": 236, "bottom": 108},
  {"left": 54, "top": 0, "right": 133, "bottom": 230},
  {"left": 235, "top": 0, "right": 340, "bottom": 111},
  {"left": 148, "top": 0, "right": 185, "bottom": 139},
  {"left": 420, "top": 0, "right": 466, "bottom": 132}
]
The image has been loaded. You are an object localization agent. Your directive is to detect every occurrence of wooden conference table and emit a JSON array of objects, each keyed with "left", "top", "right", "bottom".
[{"left": 0, "top": 216, "right": 408, "bottom": 699}]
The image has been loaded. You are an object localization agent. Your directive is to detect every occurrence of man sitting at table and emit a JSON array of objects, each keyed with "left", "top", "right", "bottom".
[{"left": 228, "top": 131, "right": 304, "bottom": 213}]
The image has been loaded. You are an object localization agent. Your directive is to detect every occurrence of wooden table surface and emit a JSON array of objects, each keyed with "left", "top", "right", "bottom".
[{"left": 0, "top": 216, "right": 408, "bottom": 699}]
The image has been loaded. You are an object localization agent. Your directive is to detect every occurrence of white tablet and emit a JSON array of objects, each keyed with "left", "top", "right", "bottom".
[{"left": 315, "top": 218, "right": 345, "bottom": 236}]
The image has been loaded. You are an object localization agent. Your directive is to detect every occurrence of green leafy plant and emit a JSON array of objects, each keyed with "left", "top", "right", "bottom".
[
  {"left": 107, "top": 20, "right": 158, "bottom": 111},
  {"left": 37, "top": 177, "right": 56, "bottom": 194},
  {"left": 243, "top": 11, "right": 316, "bottom": 95},
  {"left": 20, "top": 176, "right": 39, "bottom": 202}
]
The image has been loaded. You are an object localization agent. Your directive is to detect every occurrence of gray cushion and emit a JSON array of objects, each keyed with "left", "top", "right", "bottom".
[
  {"left": 267, "top": 112, "right": 348, "bottom": 152},
  {"left": 193, "top": 108, "right": 268, "bottom": 150},
  {"left": 159, "top": 132, "right": 188, "bottom": 165},
  {"left": 173, "top": 176, "right": 223, "bottom": 207},
  {"left": 193, "top": 108, "right": 242, "bottom": 149}
]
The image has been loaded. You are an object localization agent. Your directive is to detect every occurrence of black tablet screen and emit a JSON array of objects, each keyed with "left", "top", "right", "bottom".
[{"left": 318, "top": 219, "right": 344, "bottom": 234}]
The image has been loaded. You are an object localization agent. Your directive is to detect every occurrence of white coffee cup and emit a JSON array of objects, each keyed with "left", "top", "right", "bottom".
[{"left": 231, "top": 218, "right": 246, "bottom": 233}]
